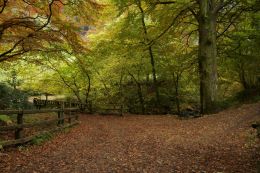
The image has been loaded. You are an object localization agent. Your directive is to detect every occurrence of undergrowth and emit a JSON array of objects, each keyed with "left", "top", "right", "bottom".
[
  {"left": 0, "top": 115, "right": 12, "bottom": 124},
  {"left": 31, "top": 132, "right": 53, "bottom": 145},
  {"left": 217, "top": 89, "right": 260, "bottom": 111}
]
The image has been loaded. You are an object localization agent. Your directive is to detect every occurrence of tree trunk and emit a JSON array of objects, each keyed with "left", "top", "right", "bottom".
[
  {"left": 129, "top": 72, "right": 145, "bottom": 114},
  {"left": 148, "top": 46, "right": 160, "bottom": 106},
  {"left": 198, "top": 0, "right": 218, "bottom": 114},
  {"left": 173, "top": 73, "right": 180, "bottom": 115},
  {"left": 137, "top": 82, "right": 145, "bottom": 114},
  {"left": 85, "top": 73, "right": 91, "bottom": 112},
  {"left": 119, "top": 71, "right": 124, "bottom": 116},
  {"left": 136, "top": 0, "right": 160, "bottom": 108},
  {"left": 238, "top": 62, "right": 250, "bottom": 90}
]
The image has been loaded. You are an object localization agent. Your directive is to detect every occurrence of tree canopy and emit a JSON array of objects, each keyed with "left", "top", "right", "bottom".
[{"left": 0, "top": 0, "right": 259, "bottom": 114}]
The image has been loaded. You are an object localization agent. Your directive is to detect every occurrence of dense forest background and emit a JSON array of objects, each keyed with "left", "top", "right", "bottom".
[{"left": 0, "top": 0, "right": 259, "bottom": 115}]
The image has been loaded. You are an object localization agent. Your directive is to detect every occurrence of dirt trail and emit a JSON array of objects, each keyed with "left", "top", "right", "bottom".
[{"left": 0, "top": 103, "right": 260, "bottom": 173}]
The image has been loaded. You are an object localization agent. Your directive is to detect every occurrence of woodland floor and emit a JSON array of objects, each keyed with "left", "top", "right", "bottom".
[{"left": 0, "top": 103, "right": 260, "bottom": 173}]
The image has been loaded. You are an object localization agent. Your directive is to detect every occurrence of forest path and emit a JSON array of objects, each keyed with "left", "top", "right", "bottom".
[{"left": 0, "top": 103, "right": 260, "bottom": 173}]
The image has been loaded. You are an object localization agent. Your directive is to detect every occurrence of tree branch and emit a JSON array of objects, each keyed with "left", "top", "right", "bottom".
[
  {"left": 148, "top": 7, "right": 189, "bottom": 46},
  {"left": 0, "top": 0, "right": 55, "bottom": 62},
  {"left": 214, "top": 0, "right": 234, "bottom": 13},
  {"left": 0, "top": 0, "right": 8, "bottom": 14},
  {"left": 217, "top": 9, "right": 243, "bottom": 39},
  {"left": 155, "top": 1, "right": 176, "bottom": 5}
]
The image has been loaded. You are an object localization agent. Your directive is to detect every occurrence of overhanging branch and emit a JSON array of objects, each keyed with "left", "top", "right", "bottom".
[{"left": 0, "top": 0, "right": 55, "bottom": 62}]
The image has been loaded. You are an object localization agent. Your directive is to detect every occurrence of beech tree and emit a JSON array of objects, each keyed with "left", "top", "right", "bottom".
[
  {"left": 127, "top": 0, "right": 259, "bottom": 114},
  {"left": 0, "top": 0, "right": 259, "bottom": 114}
]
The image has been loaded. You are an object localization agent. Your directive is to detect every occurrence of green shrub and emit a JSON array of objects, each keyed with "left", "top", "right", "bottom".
[
  {"left": 216, "top": 88, "right": 260, "bottom": 111},
  {"left": 0, "top": 115, "right": 12, "bottom": 125},
  {"left": 31, "top": 132, "right": 53, "bottom": 145}
]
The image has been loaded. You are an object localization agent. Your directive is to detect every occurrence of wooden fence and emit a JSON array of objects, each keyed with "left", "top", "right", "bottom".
[
  {"left": 0, "top": 100, "right": 81, "bottom": 147},
  {"left": 33, "top": 98, "right": 130, "bottom": 115},
  {"left": 33, "top": 98, "right": 86, "bottom": 110}
]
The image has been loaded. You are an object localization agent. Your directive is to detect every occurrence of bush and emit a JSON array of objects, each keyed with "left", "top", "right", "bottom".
[
  {"left": 31, "top": 132, "right": 53, "bottom": 145},
  {"left": 216, "top": 88, "right": 260, "bottom": 111},
  {"left": 0, "top": 83, "right": 33, "bottom": 109},
  {"left": 0, "top": 115, "right": 12, "bottom": 125}
]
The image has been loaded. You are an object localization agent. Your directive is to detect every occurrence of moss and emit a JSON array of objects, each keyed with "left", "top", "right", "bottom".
[
  {"left": 31, "top": 132, "right": 53, "bottom": 145},
  {"left": 0, "top": 115, "right": 12, "bottom": 124}
]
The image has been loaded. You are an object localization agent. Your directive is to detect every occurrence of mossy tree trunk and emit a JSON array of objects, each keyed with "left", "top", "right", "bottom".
[{"left": 198, "top": 0, "right": 218, "bottom": 114}]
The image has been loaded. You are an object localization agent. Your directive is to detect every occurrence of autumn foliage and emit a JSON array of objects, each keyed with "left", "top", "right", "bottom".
[{"left": 0, "top": 0, "right": 101, "bottom": 62}]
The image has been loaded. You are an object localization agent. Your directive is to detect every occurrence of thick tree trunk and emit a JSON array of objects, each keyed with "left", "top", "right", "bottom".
[{"left": 198, "top": 0, "right": 218, "bottom": 114}]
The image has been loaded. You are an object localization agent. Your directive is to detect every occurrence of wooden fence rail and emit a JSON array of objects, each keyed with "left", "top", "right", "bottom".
[
  {"left": 0, "top": 106, "right": 80, "bottom": 147},
  {"left": 33, "top": 98, "right": 86, "bottom": 110}
]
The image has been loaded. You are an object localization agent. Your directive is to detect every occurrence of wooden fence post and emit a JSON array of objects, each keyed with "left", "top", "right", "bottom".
[
  {"left": 15, "top": 112, "right": 23, "bottom": 139},
  {"left": 57, "top": 111, "right": 61, "bottom": 126},
  {"left": 61, "top": 102, "right": 64, "bottom": 125},
  {"left": 68, "top": 101, "right": 72, "bottom": 124}
]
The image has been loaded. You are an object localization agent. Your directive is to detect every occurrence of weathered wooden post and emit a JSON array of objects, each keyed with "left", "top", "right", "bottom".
[
  {"left": 61, "top": 102, "right": 65, "bottom": 125},
  {"left": 68, "top": 101, "right": 72, "bottom": 124},
  {"left": 57, "top": 102, "right": 62, "bottom": 126},
  {"left": 15, "top": 112, "right": 23, "bottom": 139},
  {"left": 57, "top": 110, "right": 61, "bottom": 126}
]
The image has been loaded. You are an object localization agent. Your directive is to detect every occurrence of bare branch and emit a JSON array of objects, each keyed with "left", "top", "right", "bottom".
[
  {"left": 188, "top": 7, "right": 199, "bottom": 22},
  {"left": 217, "top": 9, "right": 243, "bottom": 39},
  {"left": 214, "top": 0, "right": 234, "bottom": 13},
  {"left": 148, "top": 7, "right": 189, "bottom": 46}
]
